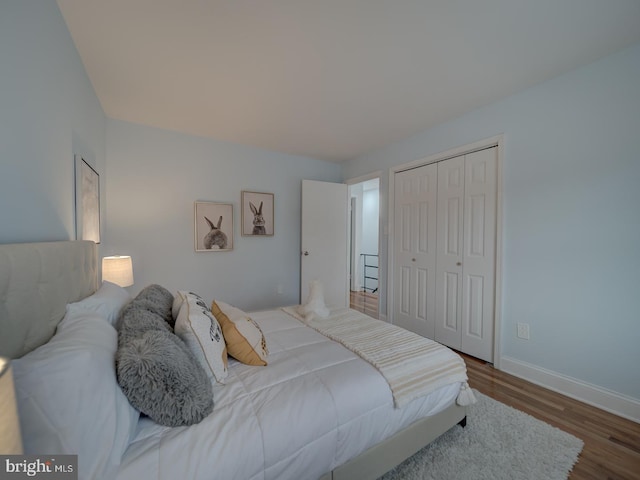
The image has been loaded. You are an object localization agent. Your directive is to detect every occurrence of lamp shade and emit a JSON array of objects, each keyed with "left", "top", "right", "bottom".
[
  {"left": 0, "top": 357, "right": 23, "bottom": 454},
  {"left": 102, "top": 255, "right": 134, "bottom": 287}
]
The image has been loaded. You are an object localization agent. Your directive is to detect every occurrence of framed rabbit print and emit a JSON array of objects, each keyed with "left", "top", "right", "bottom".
[
  {"left": 194, "top": 202, "right": 233, "bottom": 251},
  {"left": 242, "top": 191, "right": 274, "bottom": 236}
]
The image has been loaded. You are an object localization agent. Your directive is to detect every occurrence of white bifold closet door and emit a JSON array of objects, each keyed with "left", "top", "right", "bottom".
[
  {"left": 393, "top": 147, "right": 497, "bottom": 362},
  {"left": 393, "top": 163, "right": 438, "bottom": 339}
]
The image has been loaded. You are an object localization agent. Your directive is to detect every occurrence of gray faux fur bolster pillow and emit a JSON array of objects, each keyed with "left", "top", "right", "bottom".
[
  {"left": 132, "top": 284, "right": 175, "bottom": 327},
  {"left": 118, "top": 305, "right": 173, "bottom": 346},
  {"left": 116, "top": 329, "right": 214, "bottom": 426}
]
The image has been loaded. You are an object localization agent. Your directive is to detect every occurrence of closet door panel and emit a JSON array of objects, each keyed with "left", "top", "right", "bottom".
[
  {"left": 393, "top": 164, "right": 437, "bottom": 339},
  {"left": 435, "top": 155, "right": 465, "bottom": 350},
  {"left": 444, "top": 271, "right": 460, "bottom": 331},
  {"left": 466, "top": 274, "right": 485, "bottom": 337},
  {"left": 461, "top": 148, "right": 496, "bottom": 362}
]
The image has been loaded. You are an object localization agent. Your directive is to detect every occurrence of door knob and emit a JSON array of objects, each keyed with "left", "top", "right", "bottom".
[
  {"left": 456, "top": 262, "right": 462, "bottom": 266},
  {"left": 302, "top": 251, "right": 309, "bottom": 256},
  {"left": 412, "top": 258, "right": 416, "bottom": 262}
]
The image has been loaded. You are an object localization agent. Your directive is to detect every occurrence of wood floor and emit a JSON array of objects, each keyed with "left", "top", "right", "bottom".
[{"left": 461, "top": 353, "right": 640, "bottom": 479}]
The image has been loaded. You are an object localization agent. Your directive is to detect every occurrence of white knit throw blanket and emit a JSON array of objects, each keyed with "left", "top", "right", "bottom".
[{"left": 282, "top": 306, "right": 476, "bottom": 408}]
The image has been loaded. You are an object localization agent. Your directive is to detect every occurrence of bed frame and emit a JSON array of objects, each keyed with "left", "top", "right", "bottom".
[
  {"left": 0, "top": 240, "right": 98, "bottom": 359},
  {"left": 320, "top": 402, "right": 466, "bottom": 480},
  {"left": 0, "top": 240, "right": 466, "bottom": 480}
]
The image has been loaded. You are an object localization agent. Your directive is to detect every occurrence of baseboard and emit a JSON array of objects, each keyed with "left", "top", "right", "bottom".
[
  {"left": 500, "top": 356, "right": 640, "bottom": 423},
  {"left": 379, "top": 313, "right": 388, "bottom": 322}
]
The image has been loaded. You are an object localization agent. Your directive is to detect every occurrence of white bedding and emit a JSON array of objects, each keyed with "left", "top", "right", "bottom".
[
  {"left": 282, "top": 306, "right": 473, "bottom": 408},
  {"left": 117, "top": 309, "right": 461, "bottom": 480}
]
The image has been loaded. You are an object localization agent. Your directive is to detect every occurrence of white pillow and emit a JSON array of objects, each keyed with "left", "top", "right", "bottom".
[
  {"left": 12, "top": 308, "right": 139, "bottom": 480},
  {"left": 298, "top": 279, "right": 330, "bottom": 320},
  {"left": 171, "top": 290, "right": 188, "bottom": 321},
  {"left": 66, "top": 281, "right": 132, "bottom": 325},
  {"left": 174, "top": 292, "right": 228, "bottom": 383}
]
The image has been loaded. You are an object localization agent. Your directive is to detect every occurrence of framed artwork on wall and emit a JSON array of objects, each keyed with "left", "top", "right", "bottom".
[
  {"left": 74, "top": 155, "right": 101, "bottom": 243},
  {"left": 241, "top": 191, "right": 274, "bottom": 236},
  {"left": 194, "top": 202, "right": 233, "bottom": 251}
]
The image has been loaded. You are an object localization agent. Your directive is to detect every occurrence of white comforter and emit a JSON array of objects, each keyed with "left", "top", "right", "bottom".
[{"left": 116, "top": 309, "right": 460, "bottom": 480}]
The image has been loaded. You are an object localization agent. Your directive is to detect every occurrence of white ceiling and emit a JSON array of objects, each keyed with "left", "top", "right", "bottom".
[{"left": 57, "top": 0, "right": 640, "bottom": 162}]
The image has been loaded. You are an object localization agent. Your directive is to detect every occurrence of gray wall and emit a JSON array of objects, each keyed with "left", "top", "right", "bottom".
[
  {"left": 342, "top": 42, "right": 640, "bottom": 402},
  {"left": 105, "top": 119, "right": 341, "bottom": 310},
  {"left": 0, "top": 0, "right": 106, "bottom": 245}
]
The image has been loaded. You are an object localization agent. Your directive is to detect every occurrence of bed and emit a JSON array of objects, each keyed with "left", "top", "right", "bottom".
[{"left": 0, "top": 240, "right": 472, "bottom": 480}]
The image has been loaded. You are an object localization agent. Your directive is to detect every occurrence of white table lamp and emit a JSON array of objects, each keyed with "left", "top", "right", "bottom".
[
  {"left": 102, "top": 255, "right": 134, "bottom": 287},
  {"left": 0, "top": 357, "right": 23, "bottom": 454}
]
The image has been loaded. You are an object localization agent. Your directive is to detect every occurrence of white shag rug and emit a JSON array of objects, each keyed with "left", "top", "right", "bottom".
[{"left": 380, "top": 391, "right": 584, "bottom": 480}]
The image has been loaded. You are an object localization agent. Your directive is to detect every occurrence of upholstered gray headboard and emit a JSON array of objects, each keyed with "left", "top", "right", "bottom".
[{"left": 0, "top": 241, "right": 98, "bottom": 358}]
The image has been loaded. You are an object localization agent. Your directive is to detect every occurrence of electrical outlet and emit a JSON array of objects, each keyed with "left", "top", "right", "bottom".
[{"left": 517, "top": 323, "right": 530, "bottom": 340}]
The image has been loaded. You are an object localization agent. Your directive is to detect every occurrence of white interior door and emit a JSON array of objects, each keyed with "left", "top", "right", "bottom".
[
  {"left": 434, "top": 148, "right": 496, "bottom": 361},
  {"left": 434, "top": 155, "right": 465, "bottom": 349},
  {"left": 460, "top": 148, "right": 496, "bottom": 361},
  {"left": 393, "top": 164, "right": 437, "bottom": 339},
  {"left": 301, "top": 179, "right": 349, "bottom": 308}
]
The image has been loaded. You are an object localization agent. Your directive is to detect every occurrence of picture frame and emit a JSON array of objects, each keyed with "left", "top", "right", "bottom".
[
  {"left": 194, "top": 202, "right": 233, "bottom": 251},
  {"left": 74, "top": 155, "right": 101, "bottom": 244},
  {"left": 242, "top": 191, "right": 274, "bottom": 236}
]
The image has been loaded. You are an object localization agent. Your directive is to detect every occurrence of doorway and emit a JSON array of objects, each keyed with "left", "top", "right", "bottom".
[{"left": 348, "top": 177, "right": 380, "bottom": 319}]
